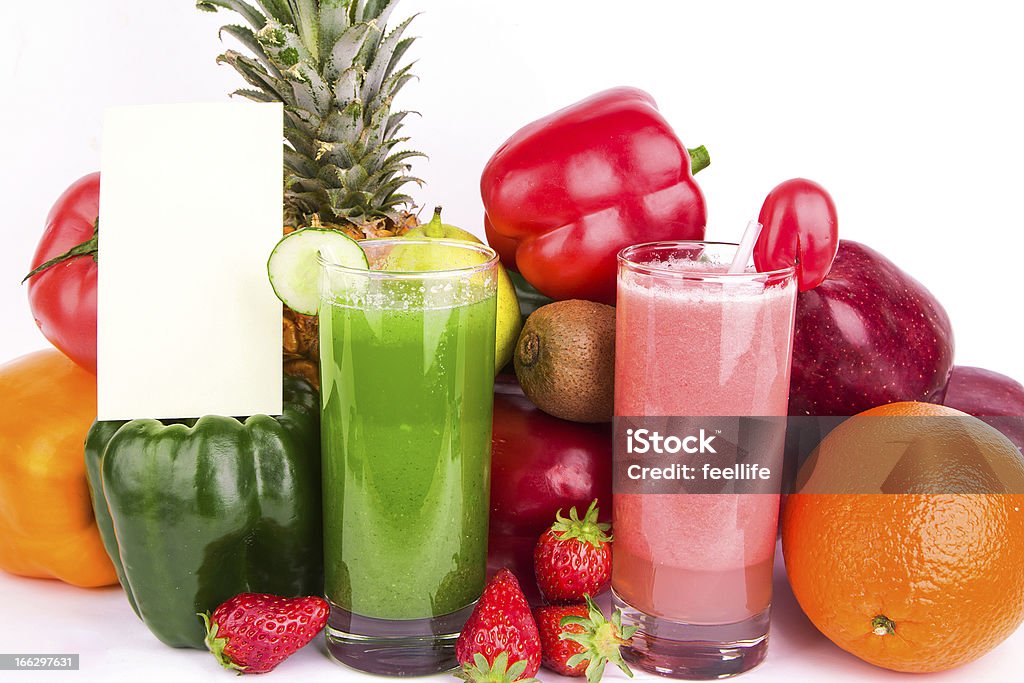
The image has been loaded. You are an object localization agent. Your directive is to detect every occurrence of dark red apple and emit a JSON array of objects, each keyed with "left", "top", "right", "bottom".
[
  {"left": 942, "top": 366, "right": 1024, "bottom": 451},
  {"left": 789, "top": 240, "right": 954, "bottom": 416},
  {"left": 489, "top": 376, "right": 612, "bottom": 538},
  {"left": 488, "top": 375, "right": 612, "bottom": 600},
  {"left": 486, "top": 535, "right": 542, "bottom": 606}
]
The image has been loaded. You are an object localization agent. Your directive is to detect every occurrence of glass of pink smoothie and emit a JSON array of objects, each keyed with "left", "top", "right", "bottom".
[{"left": 613, "top": 241, "right": 797, "bottom": 679}]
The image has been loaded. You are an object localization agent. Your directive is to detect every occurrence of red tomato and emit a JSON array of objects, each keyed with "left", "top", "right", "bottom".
[
  {"left": 754, "top": 178, "right": 838, "bottom": 291},
  {"left": 25, "top": 174, "right": 99, "bottom": 374}
]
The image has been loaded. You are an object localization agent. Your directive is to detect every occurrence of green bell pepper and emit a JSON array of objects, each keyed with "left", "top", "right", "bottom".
[{"left": 85, "top": 376, "right": 322, "bottom": 649}]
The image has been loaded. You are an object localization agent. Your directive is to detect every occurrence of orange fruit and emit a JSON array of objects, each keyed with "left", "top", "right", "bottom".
[{"left": 782, "top": 401, "right": 1024, "bottom": 672}]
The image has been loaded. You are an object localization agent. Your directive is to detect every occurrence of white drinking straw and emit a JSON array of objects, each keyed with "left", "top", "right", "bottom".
[{"left": 728, "top": 220, "right": 763, "bottom": 274}]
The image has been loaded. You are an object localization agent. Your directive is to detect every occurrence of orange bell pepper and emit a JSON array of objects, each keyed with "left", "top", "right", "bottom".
[{"left": 0, "top": 349, "right": 117, "bottom": 587}]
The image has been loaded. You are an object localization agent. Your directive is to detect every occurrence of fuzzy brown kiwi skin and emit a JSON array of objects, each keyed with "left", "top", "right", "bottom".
[{"left": 514, "top": 299, "right": 616, "bottom": 423}]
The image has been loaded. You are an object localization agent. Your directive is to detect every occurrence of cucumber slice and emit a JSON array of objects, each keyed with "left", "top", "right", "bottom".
[{"left": 267, "top": 228, "right": 368, "bottom": 315}]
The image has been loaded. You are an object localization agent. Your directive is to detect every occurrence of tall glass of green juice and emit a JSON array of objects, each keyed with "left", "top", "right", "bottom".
[{"left": 319, "top": 238, "right": 497, "bottom": 676}]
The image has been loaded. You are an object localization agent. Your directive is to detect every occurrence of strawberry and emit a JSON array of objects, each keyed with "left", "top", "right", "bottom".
[
  {"left": 534, "top": 500, "right": 612, "bottom": 604},
  {"left": 457, "top": 652, "right": 540, "bottom": 683},
  {"left": 200, "top": 593, "right": 329, "bottom": 674},
  {"left": 455, "top": 568, "right": 542, "bottom": 682},
  {"left": 535, "top": 603, "right": 592, "bottom": 677},
  {"left": 534, "top": 595, "right": 637, "bottom": 682}
]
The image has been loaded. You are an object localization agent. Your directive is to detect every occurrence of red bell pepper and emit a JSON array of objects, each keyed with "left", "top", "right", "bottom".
[{"left": 481, "top": 87, "right": 709, "bottom": 305}]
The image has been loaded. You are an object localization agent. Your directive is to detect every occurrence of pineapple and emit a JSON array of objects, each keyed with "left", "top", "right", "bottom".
[{"left": 198, "top": 0, "right": 424, "bottom": 387}]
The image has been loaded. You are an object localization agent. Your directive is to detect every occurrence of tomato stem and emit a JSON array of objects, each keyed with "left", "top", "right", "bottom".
[{"left": 22, "top": 219, "right": 99, "bottom": 283}]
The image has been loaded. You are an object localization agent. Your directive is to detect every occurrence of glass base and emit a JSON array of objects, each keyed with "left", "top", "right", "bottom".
[
  {"left": 325, "top": 601, "right": 475, "bottom": 677},
  {"left": 613, "top": 591, "right": 770, "bottom": 679}
]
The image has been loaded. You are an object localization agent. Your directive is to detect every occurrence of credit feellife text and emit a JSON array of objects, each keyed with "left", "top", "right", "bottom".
[{"left": 624, "top": 428, "right": 773, "bottom": 482}]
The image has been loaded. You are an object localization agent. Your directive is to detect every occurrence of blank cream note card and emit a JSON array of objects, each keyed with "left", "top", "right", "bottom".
[{"left": 98, "top": 103, "right": 283, "bottom": 420}]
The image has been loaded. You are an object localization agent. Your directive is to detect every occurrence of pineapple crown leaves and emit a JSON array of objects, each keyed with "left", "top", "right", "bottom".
[
  {"left": 454, "top": 652, "right": 540, "bottom": 683},
  {"left": 199, "top": 0, "right": 424, "bottom": 224},
  {"left": 559, "top": 595, "right": 638, "bottom": 683},
  {"left": 551, "top": 499, "right": 613, "bottom": 548}
]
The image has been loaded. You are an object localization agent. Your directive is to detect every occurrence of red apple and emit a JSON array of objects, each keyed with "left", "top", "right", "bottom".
[
  {"left": 942, "top": 365, "right": 1024, "bottom": 451},
  {"left": 486, "top": 535, "right": 542, "bottom": 605},
  {"left": 489, "top": 376, "right": 612, "bottom": 538},
  {"left": 789, "top": 240, "right": 954, "bottom": 416},
  {"left": 488, "top": 375, "right": 612, "bottom": 599}
]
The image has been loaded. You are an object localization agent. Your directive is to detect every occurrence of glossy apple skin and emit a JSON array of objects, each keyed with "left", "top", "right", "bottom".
[
  {"left": 489, "top": 375, "right": 612, "bottom": 537},
  {"left": 487, "top": 534, "right": 543, "bottom": 605},
  {"left": 943, "top": 366, "right": 1024, "bottom": 451},
  {"left": 789, "top": 240, "right": 954, "bottom": 416}
]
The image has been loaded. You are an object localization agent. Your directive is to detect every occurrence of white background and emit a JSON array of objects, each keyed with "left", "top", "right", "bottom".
[
  {"left": 3, "top": 0, "right": 1024, "bottom": 379},
  {"left": 1, "top": 1, "right": 1023, "bottom": 681}
]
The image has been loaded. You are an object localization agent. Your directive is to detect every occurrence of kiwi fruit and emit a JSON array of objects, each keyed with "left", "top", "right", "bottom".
[{"left": 514, "top": 299, "right": 615, "bottom": 423}]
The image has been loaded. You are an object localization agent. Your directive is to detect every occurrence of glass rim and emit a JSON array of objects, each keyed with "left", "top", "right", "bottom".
[
  {"left": 317, "top": 237, "right": 499, "bottom": 280},
  {"left": 617, "top": 240, "right": 797, "bottom": 280}
]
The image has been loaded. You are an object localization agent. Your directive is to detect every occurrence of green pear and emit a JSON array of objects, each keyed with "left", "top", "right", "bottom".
[{"left": 403, "top": 207, "right": 522, "bottom": 374}]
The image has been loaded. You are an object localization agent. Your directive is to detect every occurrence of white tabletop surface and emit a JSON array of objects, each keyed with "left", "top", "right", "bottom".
[{"left": 0, "top": 542, "right": 1018, "bottom": 683}]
